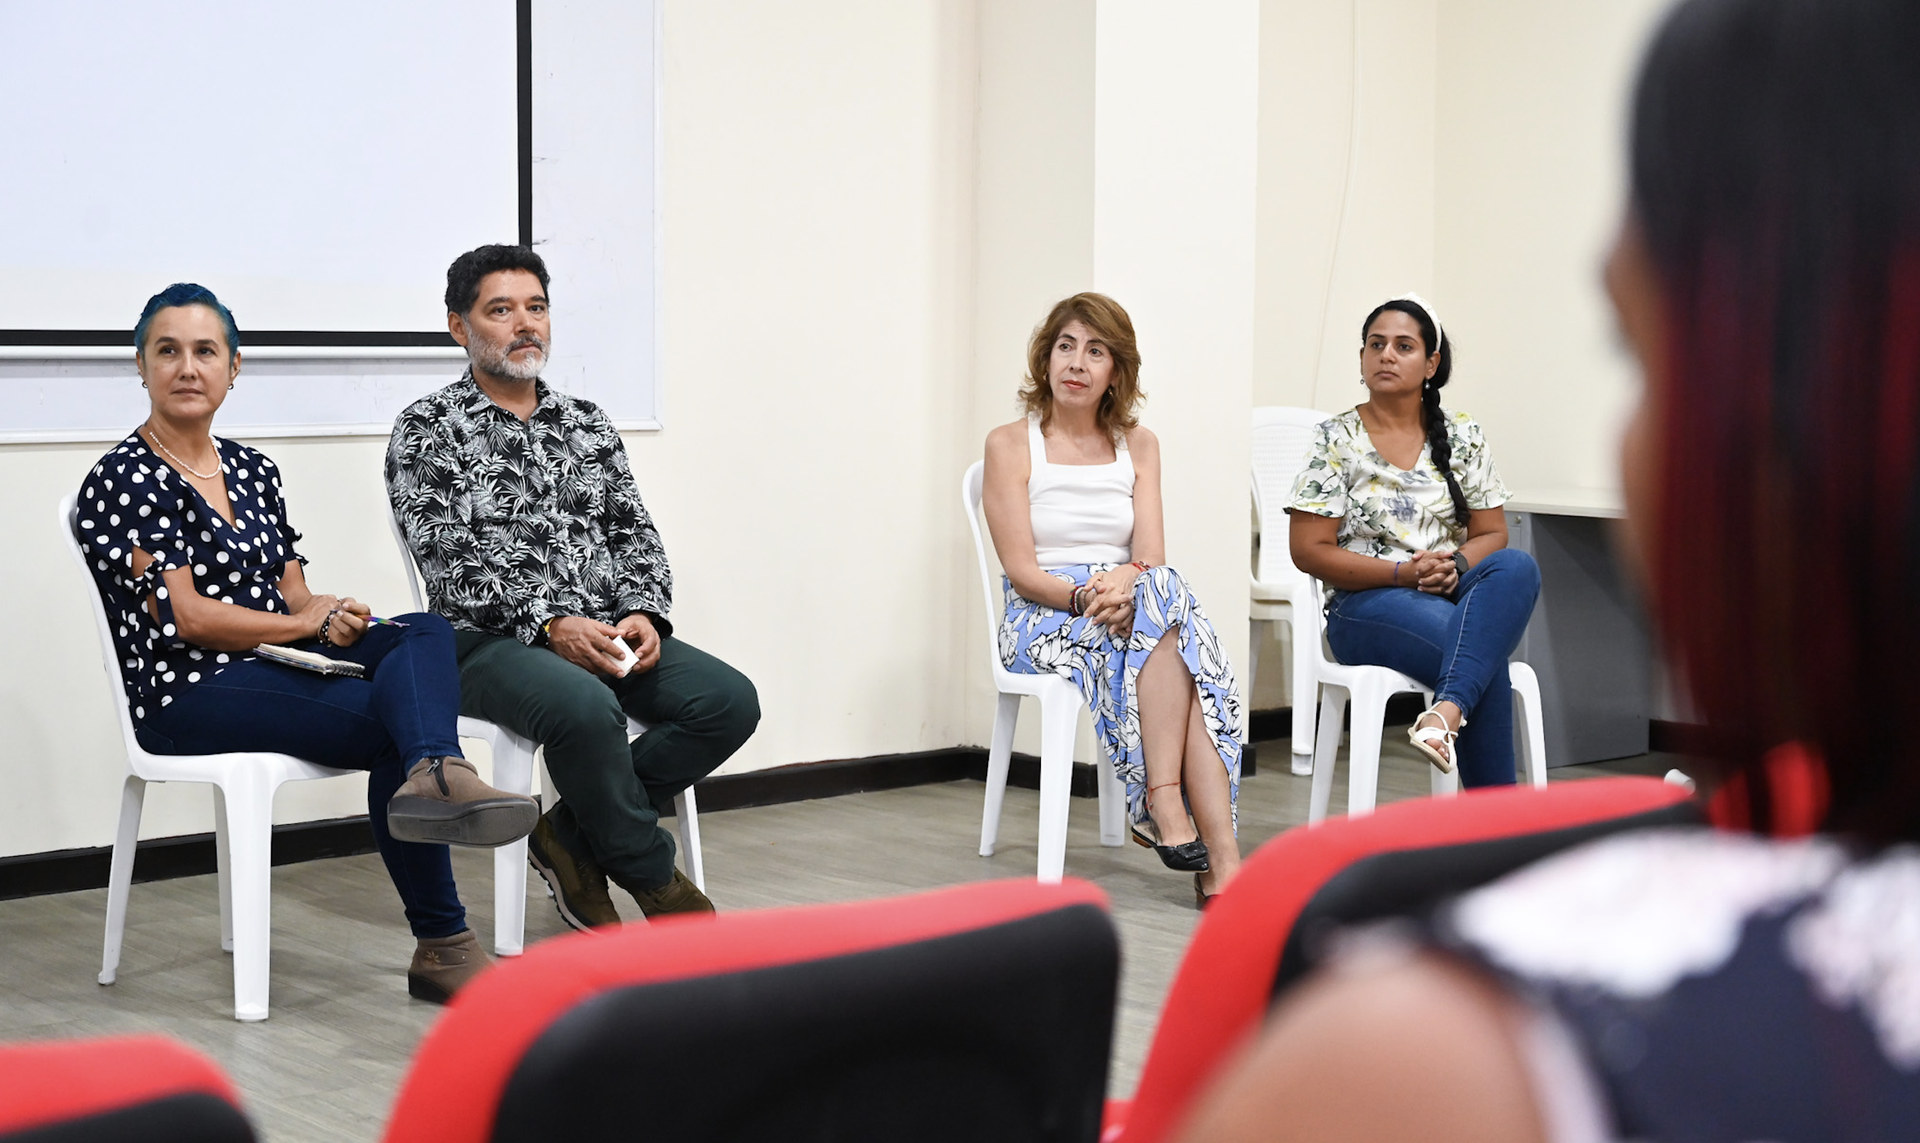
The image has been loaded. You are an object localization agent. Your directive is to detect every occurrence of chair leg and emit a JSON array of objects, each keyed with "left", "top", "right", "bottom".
[
  {"left": 1094, "top": 743, "right": 1126, "bottom": 847},
  {"left": 1245, "top": 618, "right": 1260, "bottom": 708},
  {"left": 676, "top": 787, "right": 705, "bottom": 891},
  {"left": 488, "top": 734, "right": 536, "bottom": 958},
  {"left": 1308, "top": 686, "right": 1345, "bottom": 823},
  {"left": 492, "top": 841, "right": 528, "bottom": 958},
  {"left": 219, "top": 770, "right": 276, "bottom": 1022},
  {"left": 979, "top": 692, "right": 1020, "bottom": 857},
  {"left": 1509, "top": 663, "right": 1550, "bottom": 787},
  {"left": 213, "top": 786, "right": 234, "bottom": 952},
  {"left": 1345, "top": 677, "right": 1391, "bottom": 818},
  {"left": 99, "top": 776, "right": 146, "bottom": 986},
  {"left": 1034, "top": 686, "right": 1080, "bottom": 883},
  {"left": 1290, "top": 615, "right": 1317, "bottom": 776}
]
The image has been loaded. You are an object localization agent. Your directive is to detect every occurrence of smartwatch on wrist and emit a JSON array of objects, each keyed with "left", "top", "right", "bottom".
[{"left": 1450, "top": 551, "right": 1470, "bottom": 577}]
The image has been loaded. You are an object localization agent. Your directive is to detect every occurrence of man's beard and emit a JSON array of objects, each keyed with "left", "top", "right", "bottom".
[{"left": 468, "top": 329, "right": 550, "bottom": 381}]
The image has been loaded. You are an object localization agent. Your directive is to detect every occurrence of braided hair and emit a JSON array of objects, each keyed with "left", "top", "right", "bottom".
[{"left": 1362, "top": 298, "right": 1468, "bottom": 528}]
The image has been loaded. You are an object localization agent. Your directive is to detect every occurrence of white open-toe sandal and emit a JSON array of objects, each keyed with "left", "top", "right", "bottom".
[{"left": 1408, "top": 705, "right": 1464, "bottom": 774}]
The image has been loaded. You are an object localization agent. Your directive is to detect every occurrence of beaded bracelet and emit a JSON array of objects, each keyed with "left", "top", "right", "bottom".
[
  {"left": 1069, "top": 584, "right": 1092, "bottom": 617},
  {"left": 318, "top": 607, "right": 339, "bottom": 644}
]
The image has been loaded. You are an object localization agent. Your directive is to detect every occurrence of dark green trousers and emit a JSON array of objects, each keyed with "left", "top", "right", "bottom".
[{"left": 453, "top": 632, "right": 759, "bottom": 889}]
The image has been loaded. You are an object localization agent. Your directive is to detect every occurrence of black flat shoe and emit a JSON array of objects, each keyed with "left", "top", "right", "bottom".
[{"left": 1130, "top": 822, "right": 1212, "bottom": 872}]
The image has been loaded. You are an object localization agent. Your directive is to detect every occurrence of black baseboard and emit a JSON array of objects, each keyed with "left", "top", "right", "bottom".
[
  {"left": 0, "top": 739, "right": 1267, "bottom": 901},
  {"left": 0, "top": 816, "right": 379, "bottom": 902},
  {"left": 1247, "top": 697, "right": 1426, "bottom": 745},
  {"left": 1648, "top": 718, "right": 1707, "bottom": 755}
]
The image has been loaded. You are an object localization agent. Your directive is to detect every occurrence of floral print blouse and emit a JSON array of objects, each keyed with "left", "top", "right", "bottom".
[
  {"left": 75, "top": 434, "right": 306, "bottom": 724},
  {"left": 1286, "top": 407, "right": 1510, "bottom": 568}
]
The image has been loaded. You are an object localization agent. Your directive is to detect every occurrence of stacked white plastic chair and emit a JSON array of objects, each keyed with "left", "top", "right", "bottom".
[
  {"left": 1249, "top": 406, "right": 1336, "bottom": 776},
  {"left": 63, "top": 493, "right": 355, "bottom": 1021},
  {"left": 962, "top": 462, "right": 1127, "bottom": 882},
  {"left": 385, "top": 507, "right": 704, "bottom": 956},
  {"left": 1292, "top": 563, "right": 1550, "bottom": 822}
]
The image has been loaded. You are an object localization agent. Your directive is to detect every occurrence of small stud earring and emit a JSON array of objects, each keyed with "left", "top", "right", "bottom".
[
  {"left": 140, "top": 381, "right": 149, "bottom": 388},
  {"left": 228, "top": 382, "right": 236, "bottom": 390}
]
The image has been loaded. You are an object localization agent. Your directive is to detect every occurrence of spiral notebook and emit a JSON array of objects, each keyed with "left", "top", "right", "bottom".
[{"left": 253, "top": 644, "right": 367, "bottom": 679}]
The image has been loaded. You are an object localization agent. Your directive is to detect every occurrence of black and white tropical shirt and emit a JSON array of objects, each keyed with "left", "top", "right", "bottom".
[{"left": 384, "top": 372, "right": 672, "bottom": 645}]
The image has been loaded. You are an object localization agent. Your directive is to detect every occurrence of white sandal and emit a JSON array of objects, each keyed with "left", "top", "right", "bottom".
[{"left": 1408, "top": 705, "right": 1464, "bottom": 774}]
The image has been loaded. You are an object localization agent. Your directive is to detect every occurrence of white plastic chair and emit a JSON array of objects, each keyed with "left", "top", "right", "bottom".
[
  {"left": 61, "top": 493, "right": 357, "bottom": 1022},
  {"left": 384, "top": 506, "right": 703, "bottom": 955},
  {"left": 1250, "top": 406, "right": 1334, "bottom": 776},
  {"left": 963, "top": 461, "right": 1127, "bottom": 883},
  {"left": 1293, "top": 567, "right": 1549, "bottom": 822}
]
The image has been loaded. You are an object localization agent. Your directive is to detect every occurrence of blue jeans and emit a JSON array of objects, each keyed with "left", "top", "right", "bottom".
[
  {"left": 1325, "top": 549, "right": 1541, "bottom": 788},
  {"left": 136, "top": 613, "right": 468, "bottom": 939}
]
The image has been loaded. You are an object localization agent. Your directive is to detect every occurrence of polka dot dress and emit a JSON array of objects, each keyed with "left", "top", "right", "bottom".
[{"left": 75, "top": 433, "right": 305, "bottom": 725}]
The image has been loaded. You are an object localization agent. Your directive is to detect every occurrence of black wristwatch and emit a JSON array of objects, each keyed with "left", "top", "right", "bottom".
[{"left": 1450, "top": 551, "right": 1470, "bottom": 577}]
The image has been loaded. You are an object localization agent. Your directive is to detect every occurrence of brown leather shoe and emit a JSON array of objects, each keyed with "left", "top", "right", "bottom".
[
  {"left": 617, "top": 867, "right": 716, "bottom": 919},
  {"left": 527, "top": 811, "right": 622, "bottom": 931},
  {"left": 387, "top": 756, "right": 539, "bottom": 848},
  {"left": 408, "top": 929, "right": 493, "bottom": 1004}
]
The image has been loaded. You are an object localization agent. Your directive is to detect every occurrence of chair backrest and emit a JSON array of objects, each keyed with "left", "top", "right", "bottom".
[
  {"left": 963, "top": 461, "right": 1015, "bottom": 686},
  {"left": 383, "top": 878, "right": 1118, "bottom": 1143},
  {"left": 0, "top": 1034, "right": 254, "bottom": 1143},
  {"left": 385, "top": 499, "right": 429, "bottom": 613},
  {"left": 1250, "top": 406, "right": 1332, "bottom": 587},
  {"left": 1111, "top": 777, "right": 1700, "bottom": 1143},
  {"left": 60, "top": 492, "right": 146, "bottom": 756}
]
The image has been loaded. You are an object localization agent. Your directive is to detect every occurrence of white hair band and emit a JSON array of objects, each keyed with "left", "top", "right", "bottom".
[{"left": 1391, "top": 292, "right": 1444, "bottom": 352}]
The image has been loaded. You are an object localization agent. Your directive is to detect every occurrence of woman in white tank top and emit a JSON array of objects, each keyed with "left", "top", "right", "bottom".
[{"left": 981, "top": 293, "right": 1244, "bottom": 906}]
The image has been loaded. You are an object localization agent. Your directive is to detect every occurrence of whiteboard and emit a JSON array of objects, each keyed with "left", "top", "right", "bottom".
[
  {"left": 1, "top": 0, "right": 517, "bottom": 337},
  {"left": 0, "top": 0, "right": 661, "bottom": 437}
]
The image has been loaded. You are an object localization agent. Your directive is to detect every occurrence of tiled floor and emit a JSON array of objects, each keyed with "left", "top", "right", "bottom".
[{"left": 0, "top": 730, "right": 1683, "bottom": 1143}]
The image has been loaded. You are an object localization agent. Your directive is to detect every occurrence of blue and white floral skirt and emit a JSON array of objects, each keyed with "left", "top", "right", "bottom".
[{"left": 999, "top": 563, "right": 1242, "bottom": 829}]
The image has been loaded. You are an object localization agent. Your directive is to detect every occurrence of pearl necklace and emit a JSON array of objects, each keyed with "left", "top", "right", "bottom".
[{"left": 144, "top": 423, "right": 221, "bottom": 480}]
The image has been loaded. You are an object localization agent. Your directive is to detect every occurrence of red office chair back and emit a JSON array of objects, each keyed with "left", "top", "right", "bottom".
[
  {"left": 1109, "top": 777, "right": 1698, "bottom": 1143},
  {"left": 0, "top": 1035, "right": 253, "bottom": 1143},
  {"left": 385, "top": 878, "right": 1118, "bottom": 1143}
]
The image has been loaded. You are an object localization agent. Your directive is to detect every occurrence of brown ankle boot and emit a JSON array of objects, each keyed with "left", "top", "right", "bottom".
[
  {"left": 387, "top": 756, "right": 539, "bottom": 848},
  {"left": 408, "top": 929, "right": 493, "bottom": 1004},
  {"left": 615, "top": 868, "right": 716, "bottom": 919}
]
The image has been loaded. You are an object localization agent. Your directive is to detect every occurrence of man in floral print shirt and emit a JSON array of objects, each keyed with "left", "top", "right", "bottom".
[{"left": 386, "top": 245, "right": 759, "bottom": 928}]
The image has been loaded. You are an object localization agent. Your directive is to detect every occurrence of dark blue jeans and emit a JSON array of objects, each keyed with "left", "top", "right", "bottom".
[
  {"left": 1325, "top": 549, "right": 1541, "bottom": 788},
  {"left": 136, "top": 613, "right": 468, "bottom": 939}
]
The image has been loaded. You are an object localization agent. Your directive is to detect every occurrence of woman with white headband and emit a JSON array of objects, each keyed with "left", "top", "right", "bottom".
[{"left": 1285, "top": 296, "right": 1539, "bottom": 787}]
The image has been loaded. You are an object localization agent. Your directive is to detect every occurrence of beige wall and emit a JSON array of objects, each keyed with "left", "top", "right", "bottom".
[
  {"left": 7, "top": 0, "right": 1671, "bottom": 856},
  {"left": 9, "top": 0, "right": 991, "bottom": 857},
  {"left": 1252, "top": 0, "right": 1669, "bottom": 484},
  {"left": 1094, "top": 0, "right": 1260, "bottom": 680},
  {"left": 1433, "top": 0, "right": 1669, "bottom": 497},
  {"left": 1254, "top": 0, "right": 1438, "bottom": 414},
  {"left": 1246, "top": 0, "right": 1668, "bottom": 707}
]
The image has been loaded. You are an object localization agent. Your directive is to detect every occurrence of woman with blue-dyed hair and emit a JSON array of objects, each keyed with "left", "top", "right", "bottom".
[{"left": 72, "top": 283, "right": 538, "bottom": 1004}]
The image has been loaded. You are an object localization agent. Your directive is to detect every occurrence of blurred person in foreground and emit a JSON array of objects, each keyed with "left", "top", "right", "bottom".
[{"left": 1178, "top": 0, "right": 1920, "bottom": 1139}]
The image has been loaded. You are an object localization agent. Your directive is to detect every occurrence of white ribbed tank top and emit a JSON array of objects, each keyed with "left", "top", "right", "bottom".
[{"left": 1027, "top": 412, "right": 1134, "bottom": 568}]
